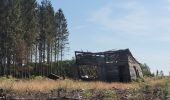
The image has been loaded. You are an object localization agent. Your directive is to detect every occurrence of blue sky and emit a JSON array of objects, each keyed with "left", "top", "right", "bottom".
[{"left": 37, "top": 0, "right": 170, "bottom": 75}]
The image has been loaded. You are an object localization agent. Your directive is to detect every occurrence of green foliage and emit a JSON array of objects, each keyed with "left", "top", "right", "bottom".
[
  {"left": 0, "top": 0, "right": 69, "bottom": 78},
  {"left": 102, "top": 89, "right": 118, "bottom": 99},
  {"left": 82, "top": 90, "right": 93, "bottom": 99},
  {"left": 31, "top": 75, "right": 45, "bottom": 80},
  {"left": 135, "top": 78, "right": 145, "bottom": 82},
  {"left": 164, "top": 82, "right": 170, "bottom": 98},
  {"left": 140, "top": 63, "right": 154, "bottom": 77}
]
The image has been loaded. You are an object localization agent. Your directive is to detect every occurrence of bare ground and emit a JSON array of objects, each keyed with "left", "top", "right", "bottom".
[{"left": 0, "top": 86, "right": 166, "bottom": 100}]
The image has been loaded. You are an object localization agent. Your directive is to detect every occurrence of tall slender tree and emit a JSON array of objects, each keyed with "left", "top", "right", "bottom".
[
  {"left": 38, "top": 0, "right": 55, "bottom": 75},
  {"left": 0, "top": 0, "right": 9, "bottom": 75},
  {"left": 21, "top": 0, "right": 39, "bottom": 65},
  {"left": 55, "top": 9, "right": 69, "bottom": 75},
  {"left": 0, "top": 0, "right": 69, "bottom": 77}
]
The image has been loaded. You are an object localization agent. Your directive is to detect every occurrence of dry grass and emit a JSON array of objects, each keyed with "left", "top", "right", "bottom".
[
  {"left": 0, "top": 77, "right": 168, "bottom": 92},
  {"left": 0, "top": 78, "right": 138, "bottom": 92},
  {"left": 144, "top": 77, "right": 169, "bottom": 87}
]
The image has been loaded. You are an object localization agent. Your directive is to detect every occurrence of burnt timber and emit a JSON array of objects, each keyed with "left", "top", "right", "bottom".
[{"left": 75, "top": 49, "right": 143, "bottom": 82}]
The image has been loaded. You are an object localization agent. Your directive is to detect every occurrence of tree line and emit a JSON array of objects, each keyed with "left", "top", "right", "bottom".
[
  {"left": 140, "top": 63, "right": 154, "bottom": 77},
  {"left": 0, "top": 0, "right": 69, "bottom": 77}
]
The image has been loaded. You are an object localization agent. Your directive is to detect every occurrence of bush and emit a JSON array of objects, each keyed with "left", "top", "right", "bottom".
[{"left": 140, "top": 63, "right": 154, "bottom": 77}]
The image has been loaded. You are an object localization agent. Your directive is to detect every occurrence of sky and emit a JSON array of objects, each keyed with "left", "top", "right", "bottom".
[{"left": 37, "top": 0, "right": 170, "bottom": 75}]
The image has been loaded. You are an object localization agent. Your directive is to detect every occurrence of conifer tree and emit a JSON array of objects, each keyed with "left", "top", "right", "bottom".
[
  {"left": 0, "top": 0, "right": 9, "bottom": 75},
  {"left": 21, "top": 0, "right": 39, "bottom": 65},
  {"left": 55, "top": 9, "right": 69, "bottom": 75},
  {"left": 0, "top": 0, "right": 69, "bottom": 77}
]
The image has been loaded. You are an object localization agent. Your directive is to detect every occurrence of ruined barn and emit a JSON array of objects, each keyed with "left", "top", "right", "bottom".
[{"left": 75, "top": 49, "right": 143, "bottom": 82}]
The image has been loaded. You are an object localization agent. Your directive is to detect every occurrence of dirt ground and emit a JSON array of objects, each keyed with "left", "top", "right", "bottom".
[{"left": 0, "top": 86, "right": 166, "bottom": 100}]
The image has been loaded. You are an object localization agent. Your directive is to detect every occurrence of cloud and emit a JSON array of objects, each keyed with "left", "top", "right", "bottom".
[
  {"left": 89, "top": 2, "right": 148, "bottom": 35},
  {"left": 88, "top": 1, "right": 170, "bottom": 41}
]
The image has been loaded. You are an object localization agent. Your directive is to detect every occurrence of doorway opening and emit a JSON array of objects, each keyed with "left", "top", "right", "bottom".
[{"left": 133, "top": 66, "right": 139, "bottom": 78}]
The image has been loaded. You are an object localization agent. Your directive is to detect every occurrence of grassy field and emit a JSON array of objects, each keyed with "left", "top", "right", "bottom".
[
  {"left": 0, "top": 77, "right": 138, "bottom": 92},
  {"left": 0, "top": 76, "right": 168, "bottom": 92},
  {"left": 0, "top": 76, "right": 169, "bottom": 99}
]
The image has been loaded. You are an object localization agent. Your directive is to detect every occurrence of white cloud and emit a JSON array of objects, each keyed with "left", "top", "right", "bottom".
[
  {"left": 89, "top": 1, "right": 170, "bottom": 40},
  {"left": 89, "top": 2, "right": 148, "bottom": 35}
]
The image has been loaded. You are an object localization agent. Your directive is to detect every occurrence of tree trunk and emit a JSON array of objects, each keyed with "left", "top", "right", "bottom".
[
  {"left": 50, "top": 46, "right": 53, "bottom": 74},
  {"left": 35, "top": 44, "right": 38, "bottom": 75}
]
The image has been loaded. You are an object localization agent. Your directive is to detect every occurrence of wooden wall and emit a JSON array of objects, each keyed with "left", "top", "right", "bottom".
[
  {"left": 128, "top": 56, "right": 143, "bottom": 80},
  {"left": 75, "top": 50, "right": 143, "bottom": 82}
]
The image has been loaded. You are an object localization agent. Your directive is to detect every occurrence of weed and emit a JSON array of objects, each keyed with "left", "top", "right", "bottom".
[
  {"left": 82, "top": 90, "right": 92, "bottom": 99},
  {"left": 102, "top": 89, "right": 118, "bottom": 100}
]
